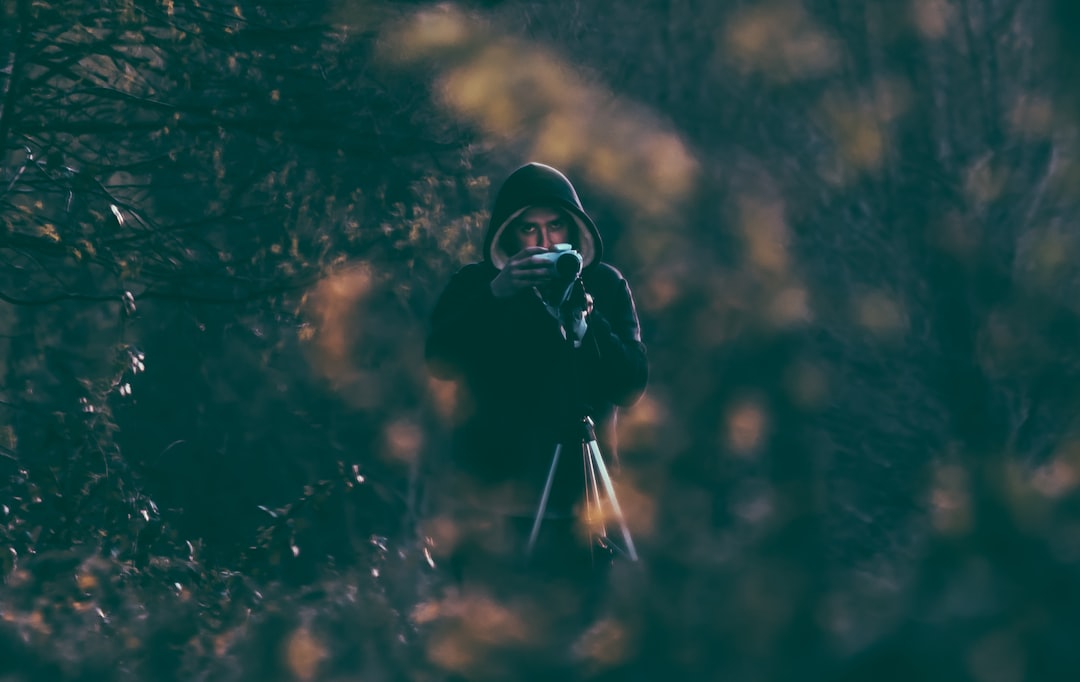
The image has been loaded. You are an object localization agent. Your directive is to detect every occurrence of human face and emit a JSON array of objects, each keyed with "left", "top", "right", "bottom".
[{"left": 509, "top": 206, "right": 572, "bottom": 252}]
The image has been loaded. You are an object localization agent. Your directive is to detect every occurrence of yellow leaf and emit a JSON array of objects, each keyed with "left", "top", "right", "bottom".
[
  {"left": 285, "top": 628, "right": 326, "bottom": 681},
  {"left": 38, "top": 224, "right": 60, "bottom": 242}
]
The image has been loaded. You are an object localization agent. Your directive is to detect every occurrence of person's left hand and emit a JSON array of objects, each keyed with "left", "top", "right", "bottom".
[{"left": 556, "top": 283, "right": 592, "bottom": 346}]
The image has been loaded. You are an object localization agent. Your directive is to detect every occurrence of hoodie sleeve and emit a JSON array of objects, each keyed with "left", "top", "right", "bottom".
[
  {"left": 578, "top": 268, "right": 649, "bottom": 407},
  {"left": 424, "top": 265, "right": 505, "bottom": 381}
]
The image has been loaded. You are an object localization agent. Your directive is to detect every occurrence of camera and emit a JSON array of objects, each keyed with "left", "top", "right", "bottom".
[{"left": 535, "top": 243, "right": 583, "bottom": 281}]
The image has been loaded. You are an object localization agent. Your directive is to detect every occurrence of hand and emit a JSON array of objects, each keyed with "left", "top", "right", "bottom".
[
  {"left": 559, "top": 284, "right": 593, "bottom": 346},
  {"left": 489, "top": 247, "right": 554, "bottom": 299}
]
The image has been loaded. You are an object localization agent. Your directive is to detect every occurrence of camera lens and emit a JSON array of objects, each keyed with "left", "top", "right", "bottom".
[{"left": 554, "top": 251, "right": 583, "bottom": 280}]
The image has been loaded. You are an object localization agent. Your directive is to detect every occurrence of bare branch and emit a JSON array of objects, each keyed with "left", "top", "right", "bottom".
[
  {"left": 0, "top": 268, "right": 322, "bottom": 307},
  {"left": 0, "top": 0, "right": 31, "bottom": 150}
]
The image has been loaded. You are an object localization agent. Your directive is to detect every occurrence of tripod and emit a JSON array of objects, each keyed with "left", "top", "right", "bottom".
[{"left": 526, "top": 415, "right": 638, "bottom": 562}]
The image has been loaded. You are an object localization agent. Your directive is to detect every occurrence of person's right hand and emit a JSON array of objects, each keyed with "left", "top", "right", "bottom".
[{"left": 489, "top": 247, "right": 554, "bottom": 299}]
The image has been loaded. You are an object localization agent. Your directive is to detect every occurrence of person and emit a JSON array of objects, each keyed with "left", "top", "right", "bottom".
[{"left": 422, "top": 162, "right": 648, "bottom": 678}]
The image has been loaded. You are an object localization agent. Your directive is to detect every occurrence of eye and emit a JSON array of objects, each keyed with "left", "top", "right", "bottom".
[{"left": 518, "top": 224, "right": 537, "bottom": 234}]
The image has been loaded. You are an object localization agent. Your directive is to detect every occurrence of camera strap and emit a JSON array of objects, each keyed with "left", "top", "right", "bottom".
[{"left": 539, "top": 278, "right": 588, "bottom": 346}]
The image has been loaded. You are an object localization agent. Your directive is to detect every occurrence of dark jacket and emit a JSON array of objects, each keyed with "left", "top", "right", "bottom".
[{"left": 425, "top": 163, "right": 648, "bottom": 516}]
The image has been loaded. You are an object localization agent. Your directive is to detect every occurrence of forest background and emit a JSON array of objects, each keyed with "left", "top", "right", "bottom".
[{"left": 3, "top": 0, "right": 1080, "bottom": 680}]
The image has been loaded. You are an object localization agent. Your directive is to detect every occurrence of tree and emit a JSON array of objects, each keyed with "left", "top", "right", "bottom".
[{"left": 4, "top": 0, "right": 1080, "bottom": 680}]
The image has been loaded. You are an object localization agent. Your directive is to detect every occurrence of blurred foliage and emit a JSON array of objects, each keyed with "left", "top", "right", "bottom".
[{"left": 3, "top": 0, "right": 1080, "bottom": 680}]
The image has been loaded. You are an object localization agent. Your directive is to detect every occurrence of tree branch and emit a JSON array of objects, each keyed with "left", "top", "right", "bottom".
[
  {"left": 0, "top": 0, "right": 31, "bottom": 150},
  {"left": 0, "top": 269, "right": 323, "bottom": 307}
]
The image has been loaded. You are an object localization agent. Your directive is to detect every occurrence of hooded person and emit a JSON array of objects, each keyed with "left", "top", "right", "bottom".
[{"left": 424, "top": 162, "right": 648, "bottom": 577}]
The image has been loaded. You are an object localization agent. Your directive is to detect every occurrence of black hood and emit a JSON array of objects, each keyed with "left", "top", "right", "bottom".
[{"left": 483, "top": 163, "right": 603, "bottom": 270}]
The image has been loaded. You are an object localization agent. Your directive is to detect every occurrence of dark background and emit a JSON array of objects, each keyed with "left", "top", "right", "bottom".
[{"left": 3, "top": 0, "right": 1080, "bottom": 680}]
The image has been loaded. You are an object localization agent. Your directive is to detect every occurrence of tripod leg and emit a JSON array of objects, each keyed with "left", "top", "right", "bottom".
[
  {"left": 582, "top": 441, "right": 606, "bottom": 542},
  {"left": 527, "top": 443, "right": 562, "bottom": 558},
  {"left": 586, "top": 439, "right": 639, "bottom": 561}
]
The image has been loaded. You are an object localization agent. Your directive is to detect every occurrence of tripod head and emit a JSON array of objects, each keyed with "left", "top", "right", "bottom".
[{"left": 569, "top": 414, "right": 599, "bottom": 443}]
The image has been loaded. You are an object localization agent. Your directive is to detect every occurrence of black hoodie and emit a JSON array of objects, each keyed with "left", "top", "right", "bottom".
[
  {"left": 483, "top": 162, "right": 602, "bottom": 270},
  {"left": 425, "top": 163, "right": 648, "bottom": 516}
]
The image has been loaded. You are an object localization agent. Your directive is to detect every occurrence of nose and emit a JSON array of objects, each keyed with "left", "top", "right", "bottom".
[{"left": 539, "top": 228, "right": 553, "bottom": 249}]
